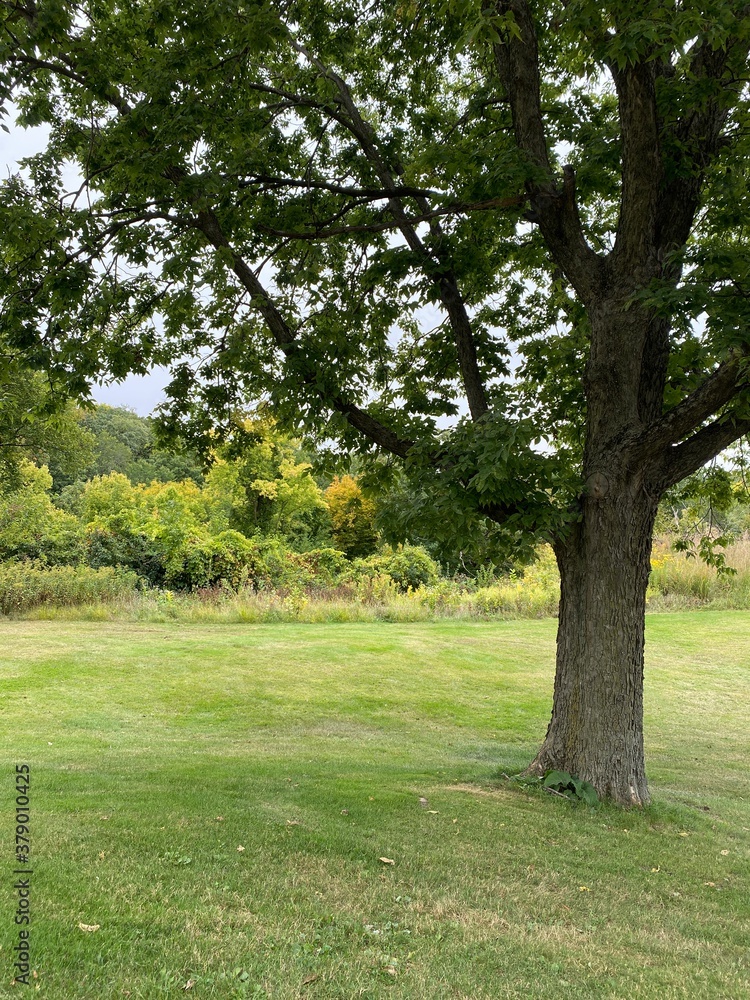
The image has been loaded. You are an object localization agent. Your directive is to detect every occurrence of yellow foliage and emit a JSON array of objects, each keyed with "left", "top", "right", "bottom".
[{"left": 324, "top": 475, "right": 378, "bottom": 558}]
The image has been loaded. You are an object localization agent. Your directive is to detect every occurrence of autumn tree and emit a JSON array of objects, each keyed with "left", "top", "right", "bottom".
[
  {"left": 3, "top": 0, "right": 750, "bottom": 803},
  {"left": 324, "top": 475, "right": 378, "bottom": 558}
]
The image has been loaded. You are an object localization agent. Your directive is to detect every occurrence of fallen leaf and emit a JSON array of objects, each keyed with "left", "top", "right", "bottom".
[
  {"left": 418, "top": 797, "right": 429, "bottom": 808},
  {"left": 720, "top": 850, "right": 729, "bottom": 856},
  {"left": 286, "top": 820, "right": 301, "bottom": 826},
  {"left": 182, "top": 980, "right": 195, "bottom": 991},
  {"left": 379, "top": 857, "right": 395, "bottom": 865},
  {"left": 98, "top": 851, "right": 105, "bottom": 860},
  {"left": 215, "top": 816, "right": 224, "bottom": 822},
  {"left": 704, "top": 881, "right": 716, "bottom": 887},
  {"left": 678, "top": 831, "right": 689, "bottom": 837},
  {"left": 302, "top": 974, "right": 319, "bottom": 985},
  {"left": 340, "top": 809, "right": 349, "bottom": 815},
  {"left": 578, "top": 886, "right": 590, "bottom": 892},
  {"left": 651, "top": 867, "right": 660, "bottom": 873},
  {"left": 236, "top": 845, "right": 245, "bottom": 852},
  {"left": 78, "top": 923, "right": 100, "bottom": 932},
  {"left": 427, "top": 810, "right": 439, "bottom": 814}
]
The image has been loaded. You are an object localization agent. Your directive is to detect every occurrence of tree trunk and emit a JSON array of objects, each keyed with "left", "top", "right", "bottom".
[{"left": 528, "top": 477, "right": 659, "bottom": 806}]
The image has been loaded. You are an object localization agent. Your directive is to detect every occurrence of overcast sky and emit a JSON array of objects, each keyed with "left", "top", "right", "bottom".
[{"left": 3, "top": 112, "right": 170, "bottom": 417}]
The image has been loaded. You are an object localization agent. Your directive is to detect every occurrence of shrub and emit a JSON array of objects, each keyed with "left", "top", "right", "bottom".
[
  {"left": 365, "top": 544, "right": 441, "bottom": 591},
  {"left": 240, "top": 535, "right": 300, "bottom": 590},
  {"left": 85, "top": 525, "right": 166, "bottom": 584},
  {"left": 291, "top": 547, "right": 348, "bottom": 586},
  {"left": 419, "top": 579, "right": 465, "bottom": 613},
  {"left": 471, "top": 546, "right": 560, "bottom": 618},
  {"left": 0, "top": 561, "right": 137, "bottom": 615},
  {"left": 168, "top": 529, "right": 258, "bottom": 590}
]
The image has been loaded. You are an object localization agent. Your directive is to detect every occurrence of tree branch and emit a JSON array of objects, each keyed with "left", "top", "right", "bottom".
[
  {"left": 291, "top": 37, "right": 492, "bottom": 421},
  {"left": 6, "top": 52, "right": 88, "bottom": 88},
  {"left": 191, "top": 210, "right": 413, "bottom": 457},
  {"left": 4, "top": 34, "right": 416, "bottom": 460},
  {"left": 249, "top": 194, "right": 524, "bottom": 240},
  {"left": 612, "top": 61, "right": 661, "bottom": 273},
  {"left": 632, "top": 350, "right": 750, "bottom": 461},
  {"left": 234, "top": 174, "right": 446, "bottom": 201},
  {"left": 478, "top": 498, "right": 548, "bottom": 533},
  {"left": 655, "top": 33, "right": 746, "bottom": 254},
  {"left": 663, "top": 414, "right": 750, "bottom": 489},
  {"left": 492, "top": 0, "right": 604, "bottom": 302}
]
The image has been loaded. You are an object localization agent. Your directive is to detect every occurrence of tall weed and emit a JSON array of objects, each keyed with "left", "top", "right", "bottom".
[
  {"left": 0, "top": 562, "right": 138, "bottom": 615},
  {"left": 9, "top": 536, "right": 750, "bottom": 622}
]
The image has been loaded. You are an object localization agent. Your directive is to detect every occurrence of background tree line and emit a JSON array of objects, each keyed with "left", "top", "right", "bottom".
[
  {"left": 3, "top": 400, "right": 750, "bottom": 593},
  {"left": 0, "top": 401, "right": 448, "bottom": 590}
]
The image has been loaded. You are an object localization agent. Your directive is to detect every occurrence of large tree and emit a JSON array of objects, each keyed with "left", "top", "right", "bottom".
[{"left": 3, "top": 0, "right": 750, "bottom": 803}]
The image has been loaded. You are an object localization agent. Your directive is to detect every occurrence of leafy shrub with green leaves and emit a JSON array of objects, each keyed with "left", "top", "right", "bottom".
[
  {"left": 291, "top": 547, "right": 348, "bottom": 587},
  {"left": 247, "top": 543, "right": 348, "bottom": 592},
  {"left": 358, "top": 545, "right": 440, "bottom": 592},
  {"left": 418, "top": 579, "right": 465, "bottom": 613},
  {"left": 166, "top": 529, "right": 258, "bottom": 590},
  {"left": 472, "top": 546, "right": 559, "bottom": 618},
  {"left": 233, "top": 534, "right": 299, "bottom": 590},
  {"left": 86, "top": 525, "right": 165, "bottom": 584}
]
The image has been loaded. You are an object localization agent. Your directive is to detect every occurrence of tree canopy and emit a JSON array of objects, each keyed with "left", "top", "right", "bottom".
[
  {"left": 0, "top": 359, "right": 95, "bottom": 488},
  {"left": 2, "top": 2, "right": 749, "bottom": 522}
]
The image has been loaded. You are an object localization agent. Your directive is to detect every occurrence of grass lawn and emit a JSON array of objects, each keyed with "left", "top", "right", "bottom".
[{"left": 0, "top": 613, "right": 748, "bottom": 999}]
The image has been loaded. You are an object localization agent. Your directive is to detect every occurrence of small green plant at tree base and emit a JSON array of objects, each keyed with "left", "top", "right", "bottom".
[
  {"left": 507, "top": 769, "right": 598, "bottom": 806},
  {"left": 542, "top": 770, "right": 599, "bottom": 806}
]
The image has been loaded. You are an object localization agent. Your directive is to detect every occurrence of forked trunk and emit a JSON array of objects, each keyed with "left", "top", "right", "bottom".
[{"left": 528, "top": 480, "right": 659, "bottom": 806}]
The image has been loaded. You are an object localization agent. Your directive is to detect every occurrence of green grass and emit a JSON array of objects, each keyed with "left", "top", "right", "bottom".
[{"left": 0, "top": 615, "right": 749, "bottom": 999}]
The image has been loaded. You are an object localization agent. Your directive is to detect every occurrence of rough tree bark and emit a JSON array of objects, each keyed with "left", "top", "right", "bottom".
[
  {"left": 526, "top": 296, "right": 665, "bottom": 805},
  {"left": 530, "top": 481, "right": 659, "bottom": 806}
]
